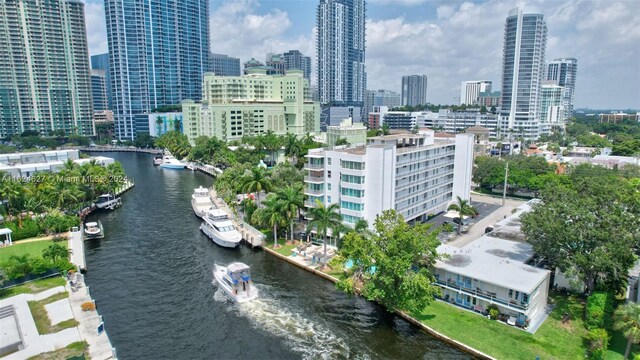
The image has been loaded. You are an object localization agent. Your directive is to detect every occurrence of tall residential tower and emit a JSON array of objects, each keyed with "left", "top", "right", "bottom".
[
  {"left": 401, "top": 75, "right": 428, "bottom": 106},
  {"left": 546, "top": 58, "right": 577, "bottom": 119},
  {"left": 460, "top": 81, "right": 492, "bottom": 105},
  {"left": 104, "top": 0, "right": 210, "bottom": 139},
  {"left": 0, "top": 0, "right": 94, "bottom": 137},
  {"left": 317, "top": 0, "right": 366, "bottom": 108},
  {"left": 499, "top": 8, "right": 547, "bottom": 139}
]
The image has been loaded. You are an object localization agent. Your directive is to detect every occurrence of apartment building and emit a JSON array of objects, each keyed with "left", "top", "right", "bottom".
[
  {"left": 304, "top": 131, "right": 474, "bottom": 230},
  {"left": 182, "top": 70, "right": 320, "bottom": 143}
]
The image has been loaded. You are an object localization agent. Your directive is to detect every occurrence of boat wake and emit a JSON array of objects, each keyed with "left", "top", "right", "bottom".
[{"left": 213, "top": 287, "right": 351, "bottom": 359}]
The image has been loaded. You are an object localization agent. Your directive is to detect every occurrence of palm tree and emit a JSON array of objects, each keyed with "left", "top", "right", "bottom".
[
  {"left": 283, "top": 133, "right": 302, "bottom": 162},
  {"left": 275, "top": 185, "right": 304, "bottom": 243},
  {"left": 173, "top": 119, "right": 182, "bottom": 132},
  {"left": 354, "top": 218, "right": 369, "bottom": 233},
  {"left": 447, "top": 196, "right": 477, "bottom": 234},
  {"left": 0, "top": 179, "right": 24, "bottom": 221},
  {"left": 42, "top": 243, "right": 69, "bottom": 263},
  {"left": 156, "top": 116, "right": 163, "bottom": 134},
  {"left": 254, "top": 195, "right": 286, "bottom": 248},
  {"left": 306, "top": 200, "right": 342, "bottom": 267},
  {"left": 241, "top": 167, "right": 272, "bottom": 206},
  {"left": 614, "top": 303, "right": 640, "bottom": 359}
]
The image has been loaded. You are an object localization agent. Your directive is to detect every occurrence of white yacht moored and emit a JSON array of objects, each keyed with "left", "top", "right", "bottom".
[
  {"left": 199, "top": 208, "right": 242, "bottom": 248},
  {"left": 191, "top": 186, "right": 214, "bottom": 218},
  {"left": 95, "top": 194, "right": 121, "bottom": 210},
  {"left": 159, "top": 152, "right": 186, "bottom": 169},
  {"left": 213, "top": 262, "right": 258, "bottom": 303}
]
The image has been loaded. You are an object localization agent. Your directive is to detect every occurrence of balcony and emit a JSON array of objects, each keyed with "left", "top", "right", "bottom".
[
  {"left": 304, "top": 163, "right": 324, "bottom": 170},
  {"left": 435, "top": 280, "right": 529, "bottom": 312},
  {"left": 304, "top": 175, "right": 324, "bottom": 183},
  {"left": 304, "top": 187, "right": 324, "bottom": 196}
]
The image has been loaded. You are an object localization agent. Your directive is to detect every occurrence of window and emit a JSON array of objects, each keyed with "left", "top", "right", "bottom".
[
  {"left": 327, "top": 196, "right": 332, "bottom": 203},
  {"left": 522, "top": 293, "right": 529, "bottom": 304},
  {"left": 515, "top": 291, "right": 520, "bottom": 300},
  {"left": 341, "top": 201, "right": 363, "bottom": 211},
  {"left": 508, "top": 289, "right": 513, "bottom": 298},
  {"left": 340, "top": 174, "right": 364, "bottom": 184},
  {"left": 328, "top": 158, "right": 332, "bottom": 165},
  {"left": 340, "top": 160, "right": 364, "bottom": 170},
  {"left": 327, "top": 184, "right": 331, "bottom": 191},
  {"left": 327, "top": 170, "right": 331, "bottom": 178},
  {"left": 341, "top": 187, "right": 364, "bottom": 198}
]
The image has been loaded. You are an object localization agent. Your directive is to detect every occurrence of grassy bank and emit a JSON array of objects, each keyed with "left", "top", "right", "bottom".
[
  {"left": 0, "top": 276, "right": 65, "bottom": 300},
  {"left": 28, "top": 341, "right": 88, "bottom": 360},
  {"left": 28, "top": 291, "right": 79, "bottom": 334},
  {"left": 0, "top": 240, "right": 68, "bottom": 263},
  {"left": 266, "top": 240, "right": 297, "bottom": 256}
]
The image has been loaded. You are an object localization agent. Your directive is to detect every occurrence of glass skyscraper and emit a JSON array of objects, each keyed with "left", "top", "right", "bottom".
[
  {"left": 500, "top": 7, "right": 547, "bottom": 139},
  {"left": 209, "top": 53, "right": 241, "bottom": 77},
  {"left": 546, "top": 58, "right": 577, "bottom": 119},
  {"left": 91, "top": 53, "right": 112, "bottom": 110},
  {"left": 317, "top": 0, "right": 366, "bottom": 107},
  {"left": 105, "top": 0, "right": 210, "bottom": 139},
  {"left": 0, "top": 0, "right": 94, "bottom": 137}
]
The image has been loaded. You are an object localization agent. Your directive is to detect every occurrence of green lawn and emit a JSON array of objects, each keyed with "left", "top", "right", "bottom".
[
  {"left": 28, "top": 291, "right": 79, "bottom": 334},
  {"left": 266, "top": 239, "right": 297, "bottom": 257},
  {"left": 413, "top": 294, "right": 588, "bottom": 360},
  {"left": 28, "top": 341, "right": 88, "bottom": 360},
  {"left": 0, "top": 276, "right": 66, "bottom": 300},
  {"left": 0, "top": 240, "right": 68, "bottom": 263}
]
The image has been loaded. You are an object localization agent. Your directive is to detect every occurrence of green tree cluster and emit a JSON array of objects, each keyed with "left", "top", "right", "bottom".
[
  {"left": 155, "top": 131, "right": 190, "bottom": 159},
  {"left": 337, "top": 210, "right": 441, "bottom": 314},
  {"left": 520, "top": 169, "right": 640, "bottom": 294},
  {"left": 472, "top": 155, "right": 560, "bottom": 193}
]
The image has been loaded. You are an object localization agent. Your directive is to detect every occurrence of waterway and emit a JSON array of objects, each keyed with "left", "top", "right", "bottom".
[{"left": 84, "top": 152, "right": 471, "bottom": 360}]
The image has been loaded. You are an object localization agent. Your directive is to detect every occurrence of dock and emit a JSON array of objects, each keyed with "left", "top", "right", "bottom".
[
  {"left": 78, "top": 146, "right": 163, "bottom": 155},
  {"left": 69, "top": 227, "right": 86, "bottom": 272},
  {"left": 208, "top": 189, "right": 265, "bottom": 248}
]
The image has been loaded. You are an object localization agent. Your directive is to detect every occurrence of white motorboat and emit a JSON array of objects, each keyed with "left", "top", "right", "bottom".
[
  {"left": 199, "top": 208, "right": 242, "bottom": 248},
  {"left": 213, "top": 262, "right": 258, "bottom": 303},
  {"left": 159, "top": 153, "right": 186, "bottom": 169},
  {"left": 152, "top": 156, "right": 163, "bottom": 166},
  {"left": 191, "top": 186, "right": 214, "bottom": 218},
  {"left": 95, "top": 194, "right": 121, "bottom": 210},
  {"left": 84, "top": 220, "right": 104, "bottom": 239}
]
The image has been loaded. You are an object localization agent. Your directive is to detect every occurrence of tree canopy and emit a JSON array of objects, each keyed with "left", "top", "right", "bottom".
[
  {"left": 337, "top": 210, "right": 441, "bottom": 314},
  {"left": 520, "top": 170, "right": 640, "bottom": 294}
]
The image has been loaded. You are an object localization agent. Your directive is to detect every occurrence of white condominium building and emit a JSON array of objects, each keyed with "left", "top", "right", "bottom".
[
  {"left": 304, "top": 131, "right": 474, "bottom": 228},
  {"left": 460, "top": 81, "right": 492, "bottom": 105}
]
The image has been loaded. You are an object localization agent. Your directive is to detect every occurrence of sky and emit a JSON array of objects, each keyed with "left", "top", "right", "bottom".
[{"left": 83, "top": 0, "right": 640, "bottom": 109}]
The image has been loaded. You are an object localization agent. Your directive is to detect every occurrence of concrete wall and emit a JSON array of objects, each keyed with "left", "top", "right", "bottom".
[{"left": 452, "top": 134, "right": 474, "bottom": 202}]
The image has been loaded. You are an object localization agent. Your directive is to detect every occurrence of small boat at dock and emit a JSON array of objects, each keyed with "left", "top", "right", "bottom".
[
  {"left": 191, "top": 186, "right": 214, "bottom": 218},
  {"left": 153, "top": 156, "right": 163, "bottom": 166},
  {"left": 213, "top": 262, "right": 258, "bottom": 303},
  {"left": 84, "top": 220, "right": 104, "bottom": 239},
  {"left": 95, "top": 194, "right": 121, "bottom": 210},
  {"left": 159, "top": 153, "right": 186, "bottom": 169},
  {"left": 200, "top": 208, "right": 242, "bottom": 248}
]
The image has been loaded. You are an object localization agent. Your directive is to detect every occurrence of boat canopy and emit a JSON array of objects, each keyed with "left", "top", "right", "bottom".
[
  {"left": 227, "top": 262, "right": 251, "bottom": 283},
  {"left": 207, "top": 209, "right": 229, "bottom": 220},
  {"left": 86, "top": 222, "right": 98, "bottom": 227},
  {"left": 194, "top": 186, "right": 209, "bottom": 195}
]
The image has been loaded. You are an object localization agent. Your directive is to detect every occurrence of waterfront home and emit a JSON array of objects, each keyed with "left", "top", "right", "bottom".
[{"left": 434, "top": 236, "right": 550, "bottom": 329}]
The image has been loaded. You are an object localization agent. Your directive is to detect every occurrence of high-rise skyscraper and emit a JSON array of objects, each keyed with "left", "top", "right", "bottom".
[
  {"left": 283, "top": 50, "right": 312, "bottom": 81},
  {"left": 499, "top": 7, "right": 547, "bottom": 139},
  {"left": 401, "top": 75, "right": 428, "bottom": 106},
  {"left": 317, "top": 0, "right": 366, "bottom": 107},
  {"left": 460, "top": 81, "right": 492, "bottom": 105},
  {"left": 365, "top": 90, "right": 401, "bottom": 114},
  {"left": 539, "top": 84, "right": 564, "bottom": 127},
  {"left": 91, "top": 53, "right": 112, "bottom": 110},
  {"left": 0, "top": 0, "right": 94, "bottom": 137},
  {"left": 209, "top": 53, "right": 241, "bottom": 77},
  {"left": 546, "top": 58, "right": 577, "bottom": 119},
  {"left": 91, "top": 70, "right": 109, "bottom": 112},
  {"left": 105, "top": 0, "right": 210, "bottom": 139}
]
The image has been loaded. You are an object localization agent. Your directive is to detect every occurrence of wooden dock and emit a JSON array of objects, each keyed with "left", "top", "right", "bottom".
[{"left": 208, "top": 189, "right": 265, "bottom": 248}]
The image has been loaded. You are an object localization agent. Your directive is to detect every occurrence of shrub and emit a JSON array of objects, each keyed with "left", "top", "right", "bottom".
[
  {"left": 5, "top": 219, "right": 42, "bottom": 240},
  {"left": 586, "top": 292, "right": 614, "bottom": 330},
  {"left": 43, "top": 214, "right": 79, "bottom": 234},
  {"left": 0, "top": 255, "right": 33, "bottom": 279},
  {"left": 487, "top": 304, "right": 500, "bottom": 320},
  {"left": 28, "top": 257, "right": 53, "bottom": 275},
  {"left": 586, "top": 328, "right": 609, "bottom": 360},
  {"left": 81, "top": 302, "right": 96, "bottom": 311}
]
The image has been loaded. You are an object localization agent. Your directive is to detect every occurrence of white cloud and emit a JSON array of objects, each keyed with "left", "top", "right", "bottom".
[
  {"left": 211, "top": 0, "right": 314, "bottom": 71},
  {"left": 369, "top": 0, "right": 430, "bottom": 6},
  {"left": 83, "top": 1, "right": 108, "bottom": 55},
  {"left": 365, "top": 0, "right": 640, "bottom": 108}
]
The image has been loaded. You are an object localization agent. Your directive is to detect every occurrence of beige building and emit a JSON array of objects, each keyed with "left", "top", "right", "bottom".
[
  {"left": 182, "top": 69, "right": 320, "bottom": 143},
  {"left": 326, "top": 118, "right": 367, "bottom": 146}
]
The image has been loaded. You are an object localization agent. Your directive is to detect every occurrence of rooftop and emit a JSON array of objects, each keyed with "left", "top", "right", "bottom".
[{"left": 436, "top": 235, "right": 549, "bottom": 293}]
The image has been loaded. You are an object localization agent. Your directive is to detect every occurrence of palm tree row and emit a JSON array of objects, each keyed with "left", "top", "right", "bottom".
[
  {"left": 252, "top": 184, "right": 304, "bottom": 248},
  {"left": 0, "top": 160, "right": 127, "bottom": 221}
]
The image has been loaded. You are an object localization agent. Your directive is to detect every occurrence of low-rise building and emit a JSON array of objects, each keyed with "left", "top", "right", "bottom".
[
  {"left": 326, "top": 118, "right": 367, "bottom": 147},
  {"left": 182, "top": 70, "right": 320, "bottom": 143},
  {"left": 419, "top": 109, "right": 499, "bottom": 137},
  {"left": 304, "top": 131, "right": 474, "bottom": 234},
  {"left": 94, "top": 110, "right": 114, "bottom": 124},
  {"left": 433, "top": 201, "right": 551, "bottom": 330},
  {"left": 0, "top": 150, "right": 114, "bottom": 178}
]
